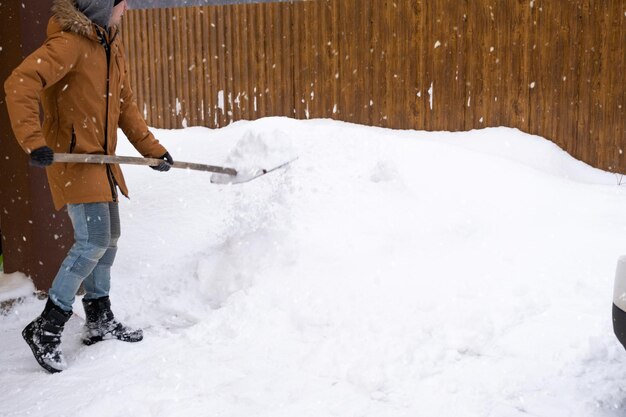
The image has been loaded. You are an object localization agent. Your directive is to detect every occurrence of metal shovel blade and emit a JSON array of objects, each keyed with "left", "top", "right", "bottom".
[{"left": 210, "top": 157, "right": 298, "bottom": 184}]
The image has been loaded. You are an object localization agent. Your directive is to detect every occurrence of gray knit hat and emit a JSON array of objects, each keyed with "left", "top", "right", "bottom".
[{"left": 75, "top": 0, "right": 114, "bottom": 29}]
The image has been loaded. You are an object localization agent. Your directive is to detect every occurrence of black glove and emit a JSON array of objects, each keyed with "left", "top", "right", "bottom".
[
  {"left": 150, "top": 152, "right": 174, "bottom": 172},
  {"left": 29, "top": 146, "right": 54, "bottom": 167}
]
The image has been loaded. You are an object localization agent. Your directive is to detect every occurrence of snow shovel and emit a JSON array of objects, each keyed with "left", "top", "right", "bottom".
[{"left": 53, "top": 153, "right": 296, "bottom": 184}]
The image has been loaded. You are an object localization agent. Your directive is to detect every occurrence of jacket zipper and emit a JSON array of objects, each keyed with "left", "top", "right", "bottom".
[
  {"left": 69, "top": 128, "right": 76, "bottom": 153},
  {"left": 98, "top": 27, "right": 118, "bottom": 202}
]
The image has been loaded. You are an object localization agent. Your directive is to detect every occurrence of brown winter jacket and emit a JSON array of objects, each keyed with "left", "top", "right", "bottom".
[{"left": 4, "top": 0, "right": 167, "bottom": 210}]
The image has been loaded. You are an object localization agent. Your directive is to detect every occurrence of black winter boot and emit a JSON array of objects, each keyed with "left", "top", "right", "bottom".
[
  {"left": 82, "top": 296, "right": 143, "bottom": 345},
  {"left": 22, "top": 299, "right": 72, "bottom": 373}
]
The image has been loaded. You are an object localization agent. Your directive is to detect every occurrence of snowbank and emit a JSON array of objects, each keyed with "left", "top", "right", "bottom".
[{"left": 1, "top": 118, "right": 625, "bottom": 417}]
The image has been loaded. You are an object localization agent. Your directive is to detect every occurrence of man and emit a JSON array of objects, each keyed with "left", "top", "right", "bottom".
[{"left": 4, "top": 0, "right": 173, "bottom": 373}]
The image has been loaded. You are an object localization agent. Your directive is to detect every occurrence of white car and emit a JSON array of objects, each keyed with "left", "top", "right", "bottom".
[{"left": 613, "top": 256, "right": 626, "bottom": 349}]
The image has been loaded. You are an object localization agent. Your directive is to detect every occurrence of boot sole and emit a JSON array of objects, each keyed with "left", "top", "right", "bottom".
[
  {"left": 83, "top": 333, "right": 143, "bottom": 346},
  {"left": 22, "top": 327, "right": 63, "bottom": 374},
  {"left": 82, "top": 335, "right": 103, "bottom": 346}
]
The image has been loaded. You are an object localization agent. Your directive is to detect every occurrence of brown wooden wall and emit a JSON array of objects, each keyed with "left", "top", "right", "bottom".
[
  {"left": 121, "top": 0, "right": 626, "bottom": 173},
  {"left": 0, "top": 0, "right": 75, "bottom": 291}
]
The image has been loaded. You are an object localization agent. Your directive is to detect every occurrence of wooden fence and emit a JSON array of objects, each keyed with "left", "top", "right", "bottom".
[{"left": 121, "top": 0, "right": 626, "bottom": 173}]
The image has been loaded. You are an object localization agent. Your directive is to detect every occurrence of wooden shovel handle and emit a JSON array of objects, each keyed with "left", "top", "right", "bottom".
[{"left": 53, "top": 153, "right": 238, "bottom": 176}]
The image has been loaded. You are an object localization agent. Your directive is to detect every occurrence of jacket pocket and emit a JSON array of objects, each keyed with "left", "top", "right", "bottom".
[{"left": 69, "top": 127, "right": 76, "bottom": 153}]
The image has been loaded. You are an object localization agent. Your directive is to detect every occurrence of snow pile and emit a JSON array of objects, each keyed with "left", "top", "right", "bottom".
[
  {"left": 0, "top": 272, "right": 35, "bottom": 304},
  {"left": 435, "top": 127, "right": 616, "bottom": 184},
  {"left": 210, "top": 129, "right": 298, "bottom": 184},
  {"left": 1, "top": 117, "right": 626, "bottom": 417}
]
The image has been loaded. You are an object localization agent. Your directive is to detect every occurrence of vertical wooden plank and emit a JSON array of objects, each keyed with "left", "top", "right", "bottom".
[
  {"left": 253, "top": 3, "right": 267, "bottom": 119},
  {"left": 371, "top": 0, "right": 387, "bottom": 127},
  {"left": 575, "top": 0, "right": 600, "bottom": 167},
  {"left": 199, "top": 7, "right": 212, "bottom": 127},
  {"left": 166, "top": 8, "right": 178, "bottom": 128},
  {"left": 282, "top": 3, "right": 295, "bottom": 118},
  {"left": 387, "top": 0, "right": 404, "bottom": 129},
  {"left": 330, "top": 0, "right": 340, "bottom": 120},
  {"left": 237, "top": 4, "right": 247, "bottom": 121},
  {"left": 528, "top": 0, "right": 578, "bottom": 151},
  {"left": 151, "top": 9, "right": 161, "bottom": 127},
  {"left": 384, "top": 0, "right": 401, "bottom": 128},
  {"left": 264, "top": 4, "right": 276, "bottom": 117},
  {"left": 311, "top": 0, "right": 334, "bottom": 119},
  {"left": 154, "top": 8, "right": 166, "bottom": 127},
  {"left": 238, "top": 5, "right": 252, "bottom": 120},
  {"left": 405, "top": 0, "right": 424, "bottom": 130},
  {"left": 555, "top": 0, "right": 581, "bottom": 154},
  {"left": 358, "top": 0, "right": 373, "bottom": 126},
  {"left": 230, "top": 5, "right": 242, "bottom": 121},
  {"left": 337, "top": 0, "right": 372, "bottom": 124},
  {"left": 293, "top": 0, "right": 317, "bottom": 119},
  {"left": 190, "top": 6, "right": 203, "bottom": 126},
  {"left": 420, "top": 0, "right": 435, "bottom": 130},
  {"left": 141, "top": 9, "right": 150, "bottom": 126},
  {"left": 215, "top": 5, "right": 227, "bottom": 126},
  {"left": 130, "top": 9, "right": 141, "bottom": 121},
  {"left": 292, "top": 0, "right": 305, "bottom": 119},
  {"left": 337, "top": 0, "right": 350, "bottom": 121},
  {"left": 305, "top": 0, "right": 319, "bottom": 119},
  {"left": 198, "top": 7, "right": 208, "bottom": 126},
  {"left": 122, "top": 12, "right": 140, "bottom": 124},
  {"left": 607, "top": 0, "right": 626, "bottom": 172},
  {"left": 151, "top": 8, "right": 162, "bottom": 127},
  {"left": 207, "top": 6, "right": 220, "bottom": 127},
  {"left": 146, "top": 8, "right": 157, "bottom": 127},
  {"left": 495, "top": 0, "right": 530, "bottom": 133},
  {"left": 299, "top": 0, "right": 332, "bottom": 120},
  {"left": 172, "top": 8, "right": 183, "bottom": 127},
  {"left": 183, "top": 7, "right": 195, "bottom": 126},
  {"left": 316, "top": 0, "right": 331, "bottom": 118},
  {"left": 147, "top": 10, "right": 159, "bottom": 127},
  {"left": 175, "top": 6, "right": 184, "bottom": 128},
  {"left": 243, "top": 4, "right": 259, "bottom": 120},
  {"left": 590, "top": 1, "right": 607, "bottom": 170},
  {"left": 157, "top": 8, "right": 170, "bottom": 129},
  {"left": 137, "top": 9, "right": 149, "bottom": 123},
  {"left": 465, "top": 0, "right": 490, "bottom": 130},
  {"left": 272, "top": 2, "right": 281, "bottom": 118},
  {"left": 484, "top": 2, "right": 504, "bottom": 128},
  {"left": 184, "top": 7, "right": 194, "bottom": 126},
  {"left": 333, "top": 0, "right": 342, "bottom": 119},
  {"left": 448, "top": 0, "right": 468, "bottom": 132},
  {"left": 384, "top": 0, "right": 405, "bottom": 129},
  {"left": 224, "top": 6, "right": 236, "bottom": 123},
  {"left": 596, "top": 0, "right": 625, "bottom": 172},
  {"left": 183, "top": 7, "right": 192, "bottom": 127}
]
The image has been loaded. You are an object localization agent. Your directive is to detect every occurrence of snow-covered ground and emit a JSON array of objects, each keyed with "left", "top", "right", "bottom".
[
  {"left": 0, "top": 273, "right": 34, "bottom": 305},
  {"left": 1, "top": 117, "right": 626, "bottom": 417}
]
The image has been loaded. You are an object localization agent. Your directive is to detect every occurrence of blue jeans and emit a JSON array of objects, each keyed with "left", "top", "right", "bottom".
[{"left": 48, "top": 202, "right": 121, "bottom": 312}]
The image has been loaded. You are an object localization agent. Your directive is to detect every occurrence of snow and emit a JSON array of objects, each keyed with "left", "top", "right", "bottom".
[
  {"left": 217, "top": 90, "right": 225, "bottom": 112},
  {"left": 428, "top": 82, "right": 434, "bottom": 110},
  {"left": 613, "top": 256, "right": 626, "bottom": 311},
  {"left": 210, "top": 129, "right": 297, "bottom": 184},
  {"left": 0, "top": 272, "right": 34, "bottom": 304},
  {"left": 2, "top": 117, "right": 626, "bottom": 416}
]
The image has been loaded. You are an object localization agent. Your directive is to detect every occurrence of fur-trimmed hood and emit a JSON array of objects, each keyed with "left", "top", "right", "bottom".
[
  {"left": 50, "top": 0, "right": 119, "bottom": 39},
  {"left": 50, "top": 0, "right": 97, "bottom": 38}
]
